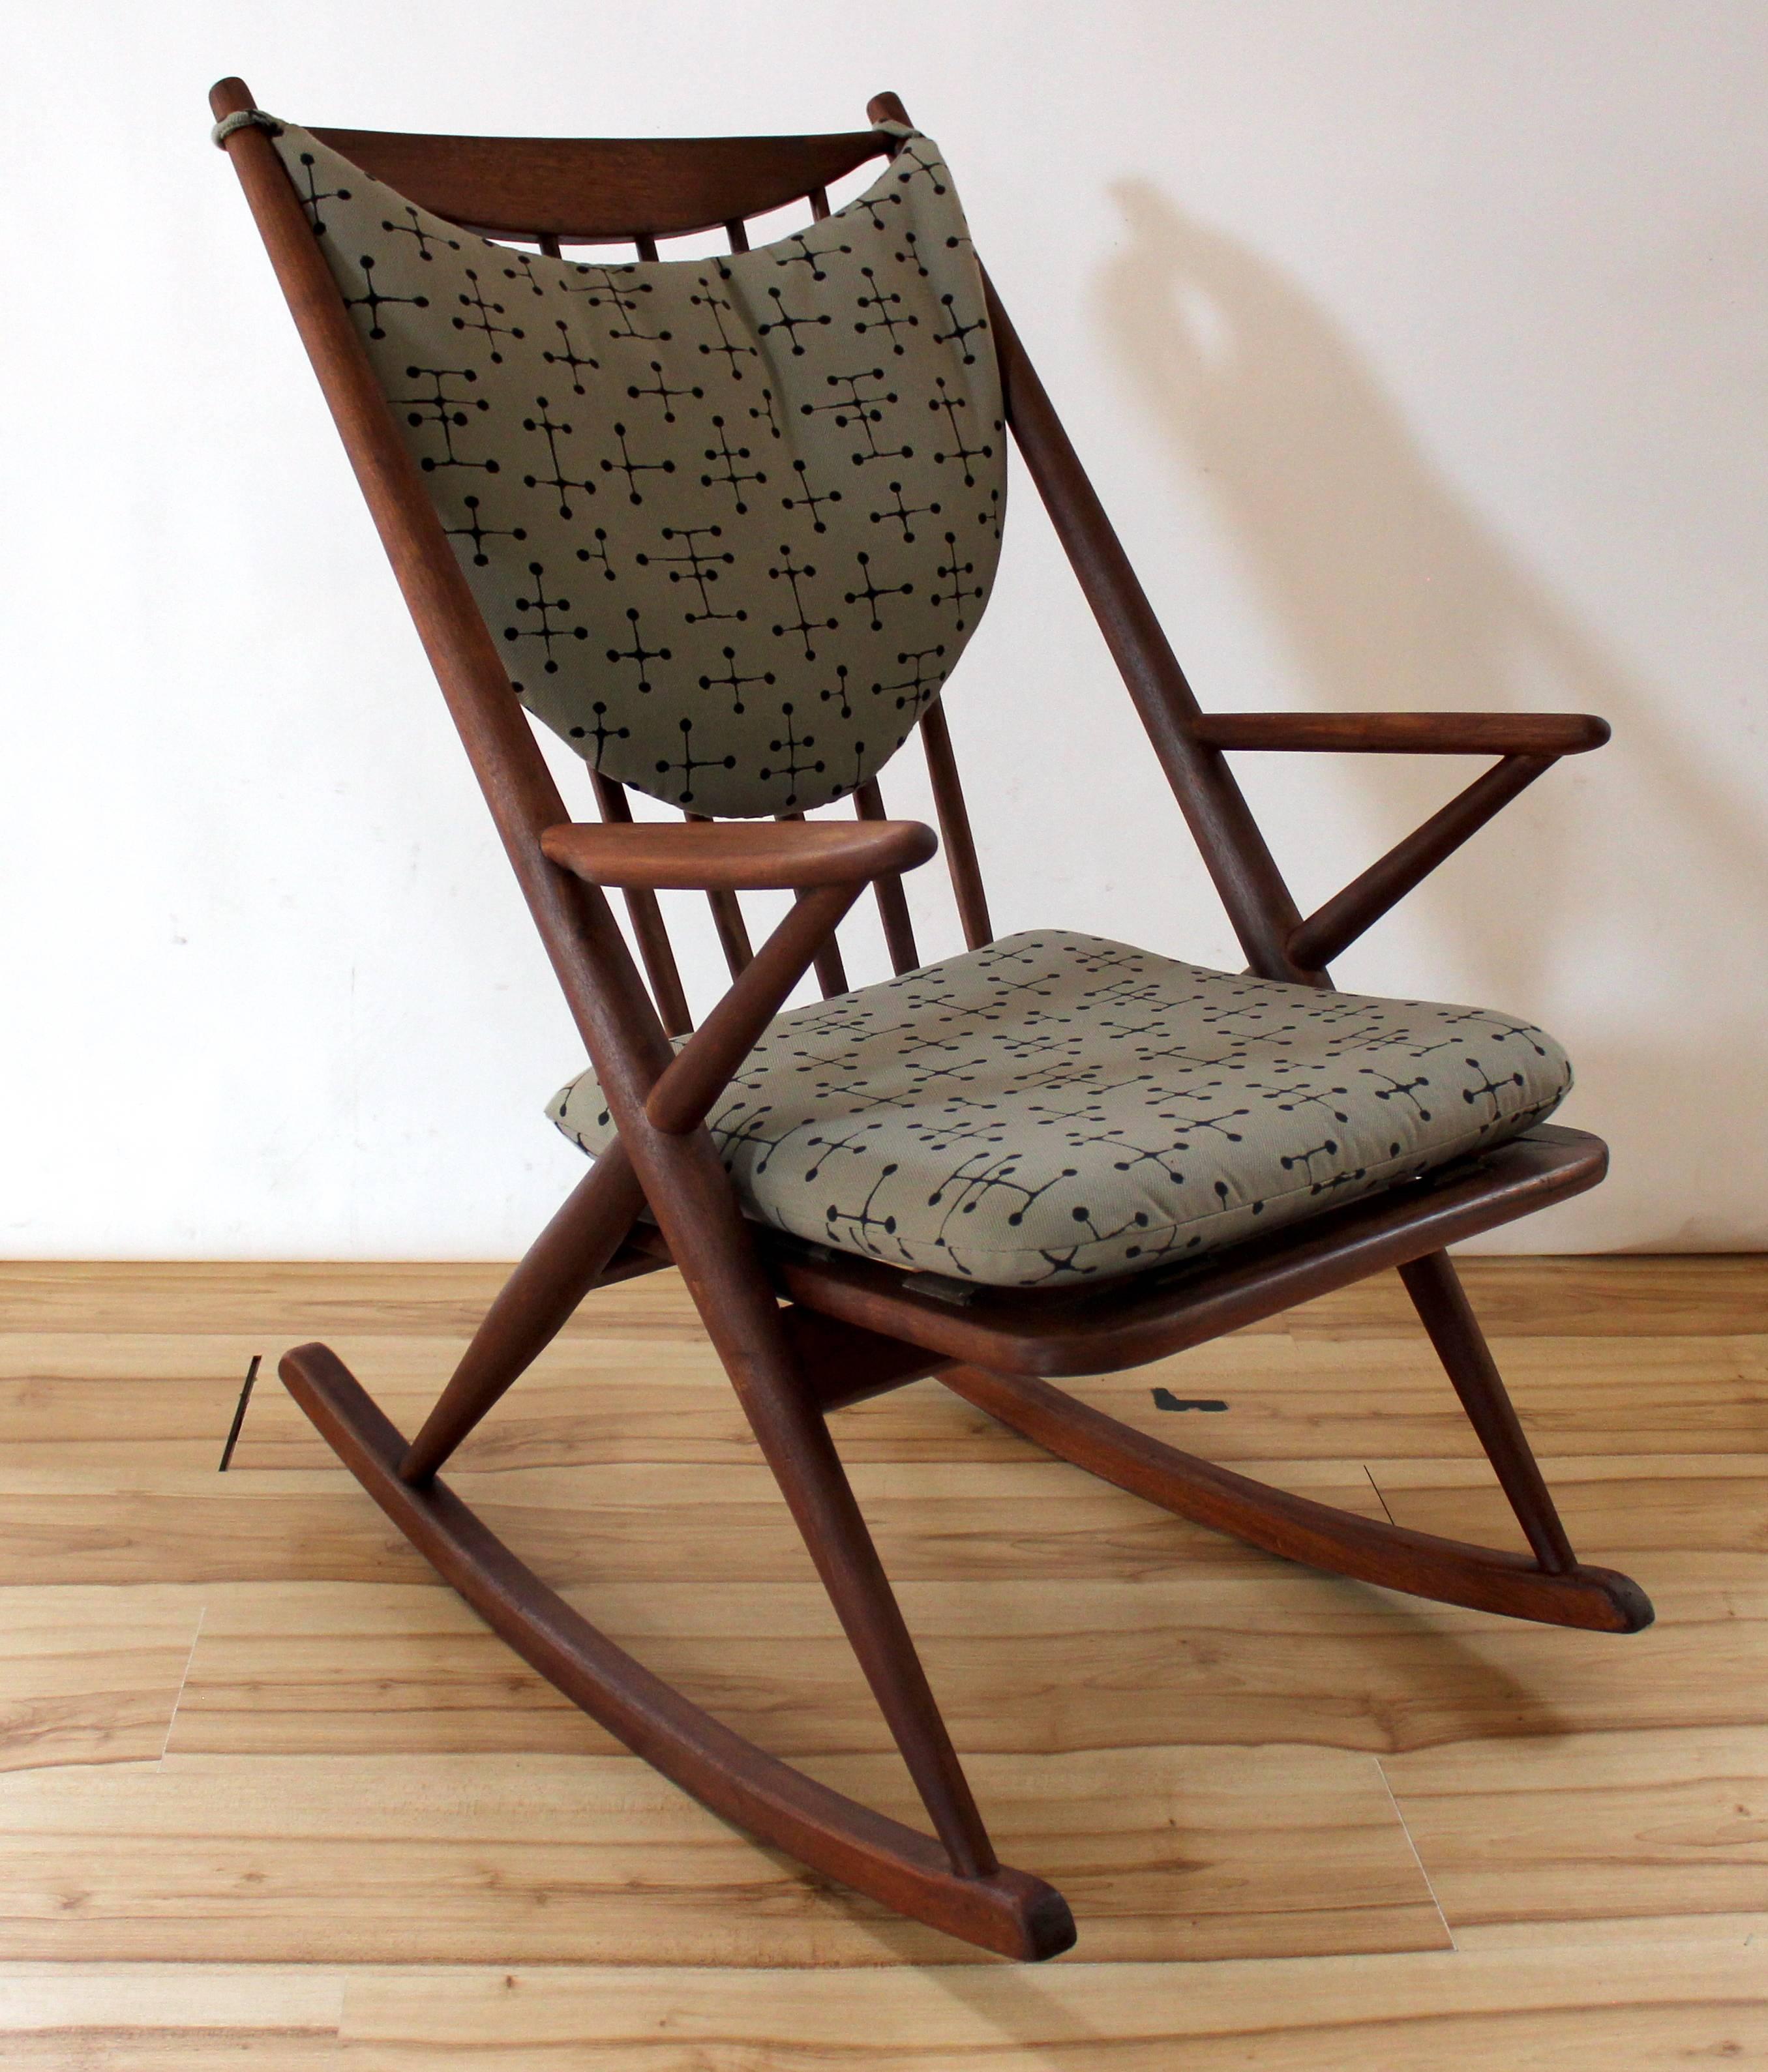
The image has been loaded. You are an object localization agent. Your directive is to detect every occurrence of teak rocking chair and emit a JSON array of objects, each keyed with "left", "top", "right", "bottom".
[{"left": 213, "top": 78, "right": 1652, "bottom": 1961}]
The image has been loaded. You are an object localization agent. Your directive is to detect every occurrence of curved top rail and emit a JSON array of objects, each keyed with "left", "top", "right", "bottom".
[
  {"left": 302, "top": 125, "right": 891, "bottom": 243},
  {"left": 211, "top": 76, "right": 891, "bottom": 243}
]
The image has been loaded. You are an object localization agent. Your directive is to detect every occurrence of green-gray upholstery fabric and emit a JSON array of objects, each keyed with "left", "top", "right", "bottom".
[
  {"left": 272, "top": 121, "right": 1003, "bottom": 818},
  {"left": 548, "top": 931, "right": 1571, "bottom": 1288}
]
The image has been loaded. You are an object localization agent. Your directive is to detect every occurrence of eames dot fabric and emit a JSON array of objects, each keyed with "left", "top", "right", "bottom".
[
  {"left": 550, "top": 930, "right": 1572, "bottom": 1287},
  {"left": 275, "top": 120, "right": 1004, "bottom": 817}
]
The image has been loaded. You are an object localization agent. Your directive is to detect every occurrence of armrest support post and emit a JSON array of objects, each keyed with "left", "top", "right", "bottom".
[
  {"left": 646, "top": 881, "right": 860, "bottom": 1134},
  {"left": 541, "top": 812, "right": 934, "bottom": 1139},
  {"left": 1289, "top": 753, "right": 1555, "bottom": 970}
]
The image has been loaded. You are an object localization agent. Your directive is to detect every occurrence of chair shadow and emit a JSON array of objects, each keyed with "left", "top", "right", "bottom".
[
  {"left": 852, "top": 1585, "right": 1561, "bottom": 2049},
  {"left": 1096, "top": 181, "right": 1768, "bottom": 1004},
  {"left": 783, "top": 1565, "right": 1559, "bottom": 2011}
]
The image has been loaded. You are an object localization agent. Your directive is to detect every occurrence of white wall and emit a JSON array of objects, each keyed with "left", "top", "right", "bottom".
[{"left": 5, "top": 1, "right": 1765, "bottom": 1258}]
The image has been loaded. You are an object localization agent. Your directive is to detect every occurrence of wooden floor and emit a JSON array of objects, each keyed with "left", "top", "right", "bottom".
[{"left": 0, "top": 1254, "right": 1763, "bottom": 2065}]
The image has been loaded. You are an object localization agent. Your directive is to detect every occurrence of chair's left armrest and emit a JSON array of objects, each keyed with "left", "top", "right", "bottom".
[
  {"left": 1192, "top": 712, "right": 1610, "bottom": 756},
  {"left": 542, "top": 816, "right": 936, "bottom": 1138},
  {"left": 541, "top": 816, "right": 937, "bottom": 891}
]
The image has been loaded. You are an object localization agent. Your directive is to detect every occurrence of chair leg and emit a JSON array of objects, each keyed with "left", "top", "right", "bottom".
[
  {"left": 1397, "top": 1250, "right": 1576, "bottom": 1575},
  {"left": 712, "top": 1292, "right": 1001, "bottom": 1880},
  {"left": 496, "top": 874, "right": 1008, "bottom": 1891},
  {"left": 765, "top": 1378, "right": 1000, "bottom": 1878},
  {"left": 621, "top": 1121, "right": 1003, "bottom": 1883},
  {"left": 400, "top": 1144, "right": 646, "bottom": 1483}
]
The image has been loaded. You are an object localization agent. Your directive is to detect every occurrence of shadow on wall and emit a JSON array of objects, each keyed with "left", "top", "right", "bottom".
[{"left": 1096, "top": 181, "right": 1768, "bottom": 1003}]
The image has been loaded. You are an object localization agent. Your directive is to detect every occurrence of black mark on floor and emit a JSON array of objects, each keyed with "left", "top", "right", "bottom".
[
  {"left": 1151, "top": 1388, "right": 1227, "bottom": 1412},
  {"left": 218, "top": 1354, "right": 262, "bottom": 1472}
]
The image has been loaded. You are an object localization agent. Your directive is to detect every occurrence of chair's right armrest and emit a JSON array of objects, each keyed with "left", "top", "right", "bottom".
[
  {"left": 541, "top": 816, "right": 937, "bottom": 891},
  {"left": 1191, "top": 711, "right": 1610, "bottom": 756}
]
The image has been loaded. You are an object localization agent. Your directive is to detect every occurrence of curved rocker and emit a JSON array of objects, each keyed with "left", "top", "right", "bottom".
[
  {"left": 938, "top": 1363, "right": 1652, "bottom": 1634},
  {"left": 282, "top": 1340, "right": 1077, "bottom": 1962}
]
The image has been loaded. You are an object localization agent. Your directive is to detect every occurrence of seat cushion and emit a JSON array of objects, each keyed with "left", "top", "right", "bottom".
[{"left": 548, "top": 930, "right": 1572, "bottom": 1288}]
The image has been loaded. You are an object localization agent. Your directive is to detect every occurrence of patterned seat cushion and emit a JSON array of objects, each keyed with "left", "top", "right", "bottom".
[{"left": 548, "top": 930, "right": 1571, "bottom": 1288}]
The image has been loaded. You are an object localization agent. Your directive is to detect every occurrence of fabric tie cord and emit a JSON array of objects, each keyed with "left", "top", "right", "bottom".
[{"left": 211, "top": 108, "right": 283, "bottom": 147}]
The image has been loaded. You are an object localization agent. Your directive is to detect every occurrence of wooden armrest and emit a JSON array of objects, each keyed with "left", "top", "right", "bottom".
[
  {"left": 541, "top": 815, "right": 937, "bottom": 891},
  {"left": 1192, "top": 712, "right": 1610, "bottom": 756}
]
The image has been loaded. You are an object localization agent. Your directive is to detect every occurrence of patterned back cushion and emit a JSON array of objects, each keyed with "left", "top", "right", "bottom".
[{"left": 271, "top": 121, "right": 1005, "bottom": 818}]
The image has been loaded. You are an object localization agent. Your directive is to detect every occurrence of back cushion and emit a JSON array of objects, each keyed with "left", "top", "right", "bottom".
[{"left": 273, "top": 121, "right": 1006, "bottom": 817}]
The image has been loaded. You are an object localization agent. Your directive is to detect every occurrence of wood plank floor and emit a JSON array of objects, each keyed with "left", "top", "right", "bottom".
[{"left": 0, "top": 1255, "right": 1763, "bottom": 2064}]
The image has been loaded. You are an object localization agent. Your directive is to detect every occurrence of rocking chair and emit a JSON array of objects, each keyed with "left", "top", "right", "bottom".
[{"left": 211, "top": 78, "right": 1651, "bottom": 1961}]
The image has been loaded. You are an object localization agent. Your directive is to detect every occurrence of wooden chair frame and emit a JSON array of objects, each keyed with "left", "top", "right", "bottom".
[{"left": 213, "top": 78, "right": 1652, "bottom": 1961}]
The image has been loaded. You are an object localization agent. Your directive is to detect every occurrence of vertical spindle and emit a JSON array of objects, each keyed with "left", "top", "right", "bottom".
[
  {"left": 854, "top": 780, "right": 921, "bottom": 973},
  {"left": 919, "top": 701, "right": 993, "bottom": 949},
  {"left": 591, "top": 773, "right": 694, "bottom": 1035}
]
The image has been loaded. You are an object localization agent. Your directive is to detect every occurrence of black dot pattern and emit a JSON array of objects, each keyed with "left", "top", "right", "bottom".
[
  {"left": 275, "top": 121, "right": 1005, "bottom": 817},
  {"left": 548, "top": 930, "right": 1574, "bottom": 1287}
]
